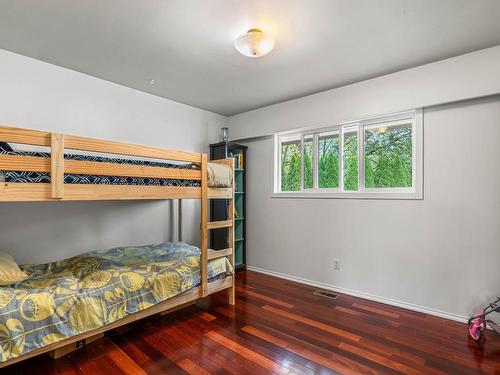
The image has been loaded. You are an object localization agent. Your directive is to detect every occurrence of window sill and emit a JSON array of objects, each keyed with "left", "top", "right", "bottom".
[{"left": 271, "top": 190, "right": 423, "bottom": 200}]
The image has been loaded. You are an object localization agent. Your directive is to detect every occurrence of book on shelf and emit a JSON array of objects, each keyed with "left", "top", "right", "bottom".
[
  {"left": 239, "top": 153, "right": 244, "bottom": 169},
  {"left": 228, "top": 152, "right": 244, "bottom": 170}
]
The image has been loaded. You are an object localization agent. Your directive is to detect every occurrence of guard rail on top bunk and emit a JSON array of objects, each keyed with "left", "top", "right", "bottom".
[{"left": 0, "top": 124, "right": 225, "bottom": 201}]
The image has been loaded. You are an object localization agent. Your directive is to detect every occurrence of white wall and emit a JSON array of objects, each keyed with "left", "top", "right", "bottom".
[
  {"left": 0, "top": 49, "right": 227, "bottom": 263},
  {"left": 239, "top": 95, "right": 500, "bottom": 319},
  {"left": 229, "top": 45, "right": 500, "bottom": 140}
]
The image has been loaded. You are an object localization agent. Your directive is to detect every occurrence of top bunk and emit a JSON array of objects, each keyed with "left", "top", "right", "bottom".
[{"left": 0, "top": 125, "right": 233, "bottom": 201}]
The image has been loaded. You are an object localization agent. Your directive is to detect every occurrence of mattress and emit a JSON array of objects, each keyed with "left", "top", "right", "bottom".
[
  {"left": 0, "top": 148, "right": 201, "bottom": 187},
  {"left": 0, "top": 242, "right": 232, "bottom": 362}
]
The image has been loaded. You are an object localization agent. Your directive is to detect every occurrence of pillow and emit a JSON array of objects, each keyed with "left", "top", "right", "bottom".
[
  {"left": 0, "top": 251, "right": 29, "bottom": 286},
  {"left": 0, "top": 142, "right": 13, "bottom": 152},
  {"left": 207, "top": 162, "right": 233, "bottom": 187}
]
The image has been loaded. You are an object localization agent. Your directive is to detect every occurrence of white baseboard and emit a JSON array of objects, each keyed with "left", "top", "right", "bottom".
[{"left": 246, "top": 265, "right": 468, "bottom": 324}]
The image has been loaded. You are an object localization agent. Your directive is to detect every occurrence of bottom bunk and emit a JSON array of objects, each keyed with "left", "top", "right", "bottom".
[{"left": 0, "top": 242, "right": 233, "bottom": 367}]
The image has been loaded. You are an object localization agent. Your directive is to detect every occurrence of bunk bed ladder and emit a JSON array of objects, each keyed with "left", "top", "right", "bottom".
[{"left": 227, "top": 183, "right": 235, "bottom": 305}]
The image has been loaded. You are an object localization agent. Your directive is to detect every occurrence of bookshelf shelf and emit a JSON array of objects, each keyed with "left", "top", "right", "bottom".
[{"left": 209, "top": 141, "right": 247, "bottom": 271}]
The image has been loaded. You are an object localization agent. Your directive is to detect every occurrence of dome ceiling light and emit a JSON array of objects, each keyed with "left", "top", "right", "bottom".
[{"left": 234, "top": 29, "right": 275, "bottom": 58}]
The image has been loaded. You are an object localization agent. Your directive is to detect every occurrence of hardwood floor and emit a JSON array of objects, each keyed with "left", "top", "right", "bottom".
[{"left": 3, "top": 271, "right": 500, "bottom": 374}]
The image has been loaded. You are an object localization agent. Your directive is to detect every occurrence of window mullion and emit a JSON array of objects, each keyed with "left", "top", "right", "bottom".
[
  {"left": 313, "top": 133, "right": 319, "bottom": 189},
  {"left": 339, "top": 126, "right": 344, "bottom": 192},
  {"left": 300, "top": 133, "right": 305, "bottom": 191}
]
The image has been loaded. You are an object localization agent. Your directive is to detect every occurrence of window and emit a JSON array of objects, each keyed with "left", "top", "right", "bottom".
[
  {"left": 364, "top": 120, "right": 412, "bottom": 188},
  {"left": 274, "top": 110, "right": 422, "bottom": 199},
  {"left": 318, "top": 130, "right": 339, "bottom": 189},
  {"left": 303, "top": 134, "right": 314, "bottom": 189},
  {"left": 279, "top": 133, "right": 301, "bottom": 192},
  {"left": 343, "top": 126, "right": 358, "bottom": 191}
]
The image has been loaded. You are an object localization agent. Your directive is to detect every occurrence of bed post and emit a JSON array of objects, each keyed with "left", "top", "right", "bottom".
[
  {"left": 227, "top": 160, "right": 236, "bottom": 305},
  {"left": 178, "top": 199, "right": 183, "bottom": 241},
  {"left": 50, "top": 133, "right": 65, "bottom": 199},
  {"left": 200, "top": 154, "right": 208, "bottom": 297}
]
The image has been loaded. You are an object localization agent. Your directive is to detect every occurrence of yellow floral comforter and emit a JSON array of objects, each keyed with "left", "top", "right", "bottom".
[{"left": 0, "top": 242, "right": 232, "bottom": 362}]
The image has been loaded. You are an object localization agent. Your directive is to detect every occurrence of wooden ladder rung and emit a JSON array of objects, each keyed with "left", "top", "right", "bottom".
[
  {"left": 207, "top": 248, "right": 233, "bottom": 260},
  {"left": 207, "top": 220, "right": 232, "bottom": 229},
  {"left": 208, "top": 188, "right": 233, "bottom": 199}
]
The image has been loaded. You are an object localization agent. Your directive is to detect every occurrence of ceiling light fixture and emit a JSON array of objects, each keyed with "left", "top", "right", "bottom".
[{"left": 234, "top": 29, "right": 275, "bottom": 58}]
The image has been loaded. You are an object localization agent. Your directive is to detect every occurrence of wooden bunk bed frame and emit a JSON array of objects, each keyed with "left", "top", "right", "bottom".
[{"left": 0, "top": 124, "right": 235, "bottom": 367}]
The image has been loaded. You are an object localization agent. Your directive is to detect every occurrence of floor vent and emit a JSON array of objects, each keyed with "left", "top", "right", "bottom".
[{"left": 314, "top": 290, "right": 338, "bottom": 300}]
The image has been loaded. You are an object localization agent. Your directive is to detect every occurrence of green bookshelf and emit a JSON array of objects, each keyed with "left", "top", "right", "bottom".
[{"left": 209, "top": 142, "right": 247, "bottom": 270}]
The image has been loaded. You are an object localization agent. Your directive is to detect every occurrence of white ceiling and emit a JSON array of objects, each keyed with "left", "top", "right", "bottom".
[{"left": 1, "top": 0, "right": 500, "bottom": 116}]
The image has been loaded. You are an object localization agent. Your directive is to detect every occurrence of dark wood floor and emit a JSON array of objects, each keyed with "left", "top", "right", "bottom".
[{"left": 3, "top": 271, "right": 500, "bottom": 374}]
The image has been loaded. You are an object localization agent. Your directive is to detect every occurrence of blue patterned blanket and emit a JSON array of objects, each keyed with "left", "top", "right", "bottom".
[{"left": 0, "top": 242, "right": 232, "bottom": 362}]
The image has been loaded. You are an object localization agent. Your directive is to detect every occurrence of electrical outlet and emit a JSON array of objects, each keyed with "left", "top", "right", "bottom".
[{"left": 333, "top": 259, "right": 341, "bottom": 271}]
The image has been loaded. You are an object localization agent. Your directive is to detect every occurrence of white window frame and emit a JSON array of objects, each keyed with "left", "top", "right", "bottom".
[{"left": 273, "top": 109, "right": 423, "bottom": 199}]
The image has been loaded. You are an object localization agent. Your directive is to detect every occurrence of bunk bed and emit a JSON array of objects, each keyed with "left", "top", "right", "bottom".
[{"left": 0, "top": 125, "right": 235, "bottom": 367}]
